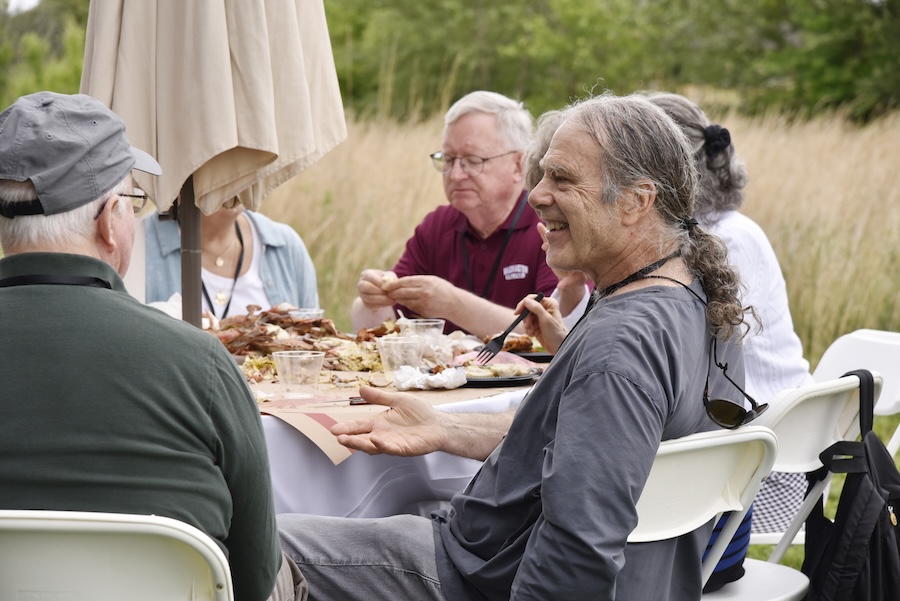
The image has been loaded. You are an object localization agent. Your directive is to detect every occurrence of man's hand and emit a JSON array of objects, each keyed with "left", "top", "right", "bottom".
[
  {"left": 382, "top": 274, "right": 459, "bottom": 318},
  {"left": 357, "top": 269, "right": 398, "bottom": 309},
  {"left": 331, "top": 386, "right": 448, "bottom": 456},
  {"left": 332, "top": 386, "right": 516, "bottom": 461},
  {"left": 520, "top": 294, "right": 568, "bottom": 355}
]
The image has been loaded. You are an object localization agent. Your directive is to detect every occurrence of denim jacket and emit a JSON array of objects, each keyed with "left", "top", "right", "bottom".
[{"left": 143, "top": 211, "right": 318, "bottom": 309}]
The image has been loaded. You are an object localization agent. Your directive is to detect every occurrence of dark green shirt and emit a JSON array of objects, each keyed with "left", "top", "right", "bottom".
[{"left": 0, "top": 252, "right": 280, "bottom": 601}]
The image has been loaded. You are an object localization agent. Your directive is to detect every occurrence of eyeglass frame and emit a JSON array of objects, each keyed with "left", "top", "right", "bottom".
[
  {"left": 703, "top": 336, "right": 768, "bottom": 429},
  {"left": 93, "top": 189, "right": 149, "bottom": 220},
  {"left": 429, "top": 150, "right": 519, "bottom": 176}
]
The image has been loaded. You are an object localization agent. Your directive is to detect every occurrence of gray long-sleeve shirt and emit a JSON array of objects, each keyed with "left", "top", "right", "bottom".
[{"left": 434, "top": 281, "right": 744, "bottom": 601}]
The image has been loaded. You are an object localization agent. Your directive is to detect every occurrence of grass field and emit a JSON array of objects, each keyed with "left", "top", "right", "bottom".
[{"left": 264, "top": 109, "right": 900, "bottom": 569}]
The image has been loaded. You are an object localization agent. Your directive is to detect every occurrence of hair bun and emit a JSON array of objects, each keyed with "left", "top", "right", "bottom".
[{"left": 703, "top": 125, "right": 731, "bottom": 158}]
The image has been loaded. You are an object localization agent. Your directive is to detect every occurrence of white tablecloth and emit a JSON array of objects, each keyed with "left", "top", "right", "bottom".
[{"left": 263, "top": 389, "right": 529, "bottom": 516}]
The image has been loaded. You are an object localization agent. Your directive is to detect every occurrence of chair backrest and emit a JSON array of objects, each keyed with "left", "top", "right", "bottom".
[
  {"left": 758, "top": 372, "right": 882, "bottom": 473},
  {"left": 812, "top": 329, "right": 900, "bottom": 456},
  {"left": 813, "top": 329, "right": 900, "bottom": 416},
  {"left": 0, "top": 510, "right": 233, "bottom": 601},
  {"left": 630, "top": 426, "right": 778, "bottom": 585}
]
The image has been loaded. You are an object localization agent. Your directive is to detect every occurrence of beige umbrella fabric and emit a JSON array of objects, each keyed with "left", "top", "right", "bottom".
[{"left": 80, "top": 0, "right": 347, "bottom": 215}]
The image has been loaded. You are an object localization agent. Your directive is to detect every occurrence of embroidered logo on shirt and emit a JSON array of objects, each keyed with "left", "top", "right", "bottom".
[{"left": 503, "top": 264, "right": 529, "bottom": 281}]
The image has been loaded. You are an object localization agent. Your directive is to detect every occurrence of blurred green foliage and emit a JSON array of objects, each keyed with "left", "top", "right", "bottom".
[
  {"left": 325, "top": 0, "right": 899, "bottom": 122},
  {"left": 1, "top": 0, "right": 898, "bottom": 120},
  {"left": 0, "top": 0, "right": 87, "bottom": 108}
]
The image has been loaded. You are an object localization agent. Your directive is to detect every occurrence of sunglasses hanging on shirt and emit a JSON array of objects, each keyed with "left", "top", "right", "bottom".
[
  {"left": 640, "top": 274, "right": 768, "bottom": 429},
  {"left": 704, "top": 336, "right": 768, "bottom": 429}
]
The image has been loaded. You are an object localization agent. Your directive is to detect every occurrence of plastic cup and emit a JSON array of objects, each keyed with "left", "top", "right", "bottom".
[
  {"left": 272, "top": 351, "right": 325, "bottom": 399},
  {"left": 290, "top": 308, "right": 325, "bottom": 320},
  {"left": 399, "top": 318, "right": 446, "bottom": 345},
  {"left": 376, "top": 336, "right": 425, "bottom": 382}
]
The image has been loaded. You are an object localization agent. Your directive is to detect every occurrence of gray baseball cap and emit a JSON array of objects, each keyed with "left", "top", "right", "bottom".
[{"left": 0, "top": 92, "right": 162, "bottom": 218}]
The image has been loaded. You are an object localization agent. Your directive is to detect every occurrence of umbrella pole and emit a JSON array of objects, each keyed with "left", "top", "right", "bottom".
[{"left": 180, "top": 175, "right": 203, "bottom": 328}]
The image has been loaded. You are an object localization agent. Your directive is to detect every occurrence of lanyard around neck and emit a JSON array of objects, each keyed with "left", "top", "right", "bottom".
[
  {"left": 563, "top": 251, "right": 684, "bottom": 345},
  {"left": 461, "top": 194, "right": 529, "bottom": 299},
  {"left": 201, "top": 221, "right": 244, "bottom": 320}
]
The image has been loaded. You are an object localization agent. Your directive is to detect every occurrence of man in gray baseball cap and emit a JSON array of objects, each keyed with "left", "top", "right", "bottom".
[
  {"left": 0, "top": 92, "right": 306, "bottom": 601},
  {"left": 0, "top": 92, "right": 161, "bottom": 218}
]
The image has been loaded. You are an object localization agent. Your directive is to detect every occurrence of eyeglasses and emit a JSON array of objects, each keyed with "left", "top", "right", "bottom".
[
  {"left": 429, "top": 150, "right": 518, "bottom": 176},
  {"left": 93, "top": 189, "right": 149, "bottom": 219},
  {"left": 704, "top": 337, "right": 768, "bottom": 429},
  {"left": 120, "top": 189, "right": 149, "bottom": 214}
]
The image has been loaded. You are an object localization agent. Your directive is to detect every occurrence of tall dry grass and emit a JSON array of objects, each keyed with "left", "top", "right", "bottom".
[
  {"left": 264, "top": 112, "right": 900, "bottom": 371},
  {"left": 265, "top": 118, "right": 445, "bottom": 329}
]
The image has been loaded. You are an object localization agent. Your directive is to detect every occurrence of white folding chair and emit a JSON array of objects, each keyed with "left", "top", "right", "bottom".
[
  {"left": 0, "top": 510, "right": 234, "bottom": 601},
  {"left": 629, "top": 426, "right": 778, "bottom": 587},
  {"left": 812, "top": 328, "right": 900, "bottom": 455},
  {"left": 705, "top": 372, "right": 883, "bottom": 601}
]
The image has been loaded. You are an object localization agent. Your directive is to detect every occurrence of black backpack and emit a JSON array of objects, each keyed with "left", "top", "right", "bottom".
[{"left": 801, "top": 368, "right": 900, "bottom": 601}]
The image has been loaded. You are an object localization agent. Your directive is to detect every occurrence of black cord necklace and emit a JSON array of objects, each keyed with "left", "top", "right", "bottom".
[
  {"left": 201, "top": 221, "right": 244, "bottom": 319},
  {"left": 597, "top": 250, "right": 682, "bottom": 299},
  {"left": 558, "top": 250, "right": 684, "bottom": 356}
]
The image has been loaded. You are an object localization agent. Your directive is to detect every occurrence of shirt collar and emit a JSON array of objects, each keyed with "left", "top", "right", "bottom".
[{"left": 0, "top": 252, "right": 127, "bottom": 293}]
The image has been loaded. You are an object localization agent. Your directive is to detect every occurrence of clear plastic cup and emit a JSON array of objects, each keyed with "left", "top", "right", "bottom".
[
  {"left": 272, "top": 350, "right": 325, "bottom": 399},
  {"left": 376, "top": 336, "right": 425, "bottom": 382},
  {"left": 289, "top": 308, "right": 325, "bottom": 320},
  {"left": 399, "top": 318, "right": 446, "bottom": 344}
]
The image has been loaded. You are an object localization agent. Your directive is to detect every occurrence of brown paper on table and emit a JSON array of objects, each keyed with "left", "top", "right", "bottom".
[
  {"left": 254, "top": 375, "right": 532, "bottom": 465},
  {"left": 259, "top": 398, "right": 390, "bottom": 464}
]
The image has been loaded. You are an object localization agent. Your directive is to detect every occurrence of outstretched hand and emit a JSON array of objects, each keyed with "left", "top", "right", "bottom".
[{"left": 330, "top": 386, "right": 447, "bottom": 457}]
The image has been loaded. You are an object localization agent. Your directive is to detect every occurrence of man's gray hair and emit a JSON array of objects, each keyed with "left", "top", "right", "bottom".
[
  {"left": 0, "top": 178, "right": 130, "bottom": 251},
  {"left": 445, "top": 91, "right": 533, "bottom": 152},
  {"left": 567, "top": 92, "right": 748, "bottom": 340}
]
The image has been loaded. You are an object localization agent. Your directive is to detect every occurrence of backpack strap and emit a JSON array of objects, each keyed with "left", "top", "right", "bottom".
[
  {"left": 803, "top": 368, "right": 886, "bottom": 600},
  {"left": 842, "top": 368, "right": 875, "bottom": 435},
  {"left": 815, "top": 369, "right": 876, "bottom": 475}
]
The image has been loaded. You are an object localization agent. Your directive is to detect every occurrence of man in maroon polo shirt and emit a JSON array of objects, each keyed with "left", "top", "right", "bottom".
[{"left": 350, "top": 91, "right": 558, "bottom": 338}]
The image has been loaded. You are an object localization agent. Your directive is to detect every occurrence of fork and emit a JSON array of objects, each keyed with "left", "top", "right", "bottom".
[{"left": 474, "top": 292, "right": 545, "bottom": 365}]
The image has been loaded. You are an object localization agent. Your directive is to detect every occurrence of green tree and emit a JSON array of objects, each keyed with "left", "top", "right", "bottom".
[
  {"left": 0, "top": 0, "right": 86, "bottom": 108},
  {"left": 756, "top": 0, "right": 900, "bottom": 120}
]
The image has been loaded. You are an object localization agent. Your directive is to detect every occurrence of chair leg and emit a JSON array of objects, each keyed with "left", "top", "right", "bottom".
[
  {"left": 886, "top": 426, "right": 900, "bottom": 458},
  {"left": 768, "top": 474, "right": 830, "bottom": 564}
]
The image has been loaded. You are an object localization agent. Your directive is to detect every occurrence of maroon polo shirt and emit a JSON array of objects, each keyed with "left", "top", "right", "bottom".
[{"left": 392, "top": 191, "right": 559, "bottom": 334}]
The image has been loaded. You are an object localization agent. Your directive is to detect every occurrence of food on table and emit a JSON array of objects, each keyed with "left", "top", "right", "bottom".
[
  {"left": 452, "top": 350, "right": 535, "bottom": 367},
  {"left": 462, "top": 362, "right": 535, "bottom": 379},
  {"left": 241, "top": 355, "right": 277, "bottom": 383},
  {"left": 381, "top": 272, "right": 398, "bottom": 289},
  {"left": 450, "top": 350, "right": 539, "bottom": 379},
  {"left": 208, "top": 303, "right": 401, "bottom": 371},
  {"left": 493, "top": 333, "right": 534, "bottom": 353},
  {"left": 218, "top": 304, "right": 528, "bottom": 385}
]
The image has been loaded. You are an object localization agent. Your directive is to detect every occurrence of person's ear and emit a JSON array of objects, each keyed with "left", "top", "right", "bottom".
[
  {"left": 511, "top": 151, "right": 525, "bottom": 183},
  {"left": 96, "top": 196, "right": 120, "bottom": 253},
  {"left": 621, "top": 180, "right": 657, "bottom": 226}
]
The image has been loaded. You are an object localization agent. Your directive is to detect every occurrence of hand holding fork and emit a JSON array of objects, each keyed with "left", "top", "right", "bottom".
[{"left": 474, "top": 292, "right": 545, "bottom": 365}]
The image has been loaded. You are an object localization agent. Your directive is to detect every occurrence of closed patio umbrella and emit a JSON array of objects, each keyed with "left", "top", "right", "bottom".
[{"left": 80, "top": 0, "right": 346, "bottom": 326}]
